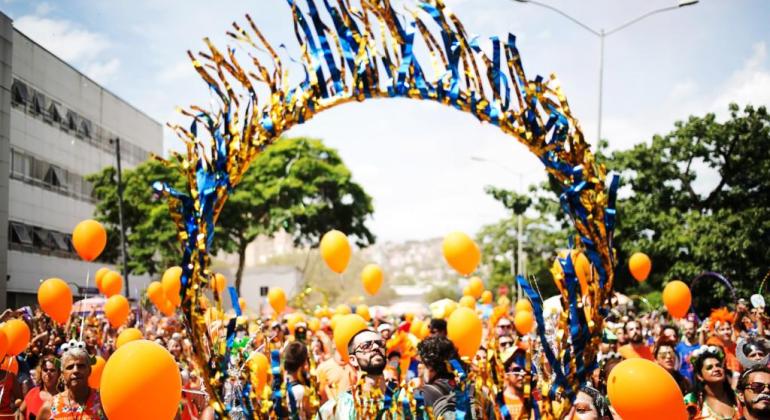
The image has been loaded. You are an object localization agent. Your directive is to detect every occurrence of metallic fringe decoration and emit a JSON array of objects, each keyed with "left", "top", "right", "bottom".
[{"left": 153, "top": 0, "right": 621, "bottom": 417}]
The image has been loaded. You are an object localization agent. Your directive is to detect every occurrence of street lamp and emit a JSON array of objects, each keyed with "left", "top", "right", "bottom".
[
  {"left": 471, "top": 156, "right": 526, "bottom": 299},
  {"left": 109, "top": 137, "right": 130, "bottom": 298},
  {"left": 512, "top": 0, "right": 699, "bottom": 147}
]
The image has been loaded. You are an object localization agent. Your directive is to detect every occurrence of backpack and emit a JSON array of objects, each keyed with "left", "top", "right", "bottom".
[{"left": 422, "top": 380, "right": 457, "bottom": 419}]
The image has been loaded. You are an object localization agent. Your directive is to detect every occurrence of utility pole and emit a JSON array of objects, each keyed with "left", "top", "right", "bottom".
[{"left": 112, "top": 137, "right": 130, "bottom": 298}]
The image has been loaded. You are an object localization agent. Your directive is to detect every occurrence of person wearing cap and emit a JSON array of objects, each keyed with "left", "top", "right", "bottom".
[{"left": 316, "top": 329, "right": 389, "bottom": 419}]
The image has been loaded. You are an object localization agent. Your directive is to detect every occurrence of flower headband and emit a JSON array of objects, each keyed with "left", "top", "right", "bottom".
[{"left": 689, "top": 345, "right": 724, "bottom": 366}]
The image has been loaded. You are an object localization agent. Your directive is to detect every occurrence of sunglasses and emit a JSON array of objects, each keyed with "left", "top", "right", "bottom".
[
  {"left": 354, "top": 339, "right": 385, "bottom": 353},
  {"left": 500, "top": 340, "right": 513, "bottom": 348},
  {"left": 498, "top": 324, "right": 513, "bottom": 330},
  {"left": 507, "top": 366, "right": 525, "bottom": 375},
  {"left": 747, "top": 382, "right": 770, "bottom": 393}
]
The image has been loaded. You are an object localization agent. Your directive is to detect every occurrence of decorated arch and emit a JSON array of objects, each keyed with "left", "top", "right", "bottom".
[{"left": 154, "top": 0, "right": 620, "bottom": 417}]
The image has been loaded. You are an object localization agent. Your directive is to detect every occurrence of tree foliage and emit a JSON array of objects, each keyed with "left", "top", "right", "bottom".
[
  {"left": 609, "top": 104, "right": 770, "bottom": 302},
  {"left": 88, "top": 136, "right": 376, "bottom": 293},
  {"left": 477, "top": 104, "right": 770, "bottom": 306}
]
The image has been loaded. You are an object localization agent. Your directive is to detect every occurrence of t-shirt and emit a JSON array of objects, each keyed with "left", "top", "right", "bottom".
[
  {"left": 676, "top": 341, "right": 701, "bottom": 383},
  {"left": 619, "top": 343, "right": 654, "bottom": 360}
]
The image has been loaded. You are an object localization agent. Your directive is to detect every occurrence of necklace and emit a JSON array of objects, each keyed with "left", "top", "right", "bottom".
[{"left": 65, "top": 388, "right": 90, "bottom": 420}]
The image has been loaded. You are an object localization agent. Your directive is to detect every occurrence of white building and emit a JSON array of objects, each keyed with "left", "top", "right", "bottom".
[{"left": 0, "top": 14, "right": 163, "bottom": 308}]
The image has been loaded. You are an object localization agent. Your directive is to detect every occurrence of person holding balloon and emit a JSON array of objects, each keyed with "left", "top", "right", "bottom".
[{"left": 37, "top": 342, "right": 105, "bottom": 420}]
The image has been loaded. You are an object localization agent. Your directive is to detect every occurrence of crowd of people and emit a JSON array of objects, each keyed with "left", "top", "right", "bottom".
[{"left": 0, "top": 294, "right": 769, "bottom": 419}]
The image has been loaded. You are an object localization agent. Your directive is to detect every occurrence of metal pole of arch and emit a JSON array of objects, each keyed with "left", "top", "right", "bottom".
[{"left": 113, "top": 137, "right": 130, "bottom": 298}]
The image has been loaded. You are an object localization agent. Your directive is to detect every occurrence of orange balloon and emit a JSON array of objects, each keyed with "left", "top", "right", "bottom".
[
  {"left": 515, "top": 298, "right": 533, "bottom": 314},
  {"left": 0, "top": 356, "right": 18, "bottom": 374},
  {"left": 629, "top": 252, "right": 652, "bottom": 282},
  {"left": 37, "top": 278, "right": 73, "bottom": 324},
  {"left": 551, "top": 250, "right": 590, "bottom": 296},
  {"left": 95, "top": 267, "right": 110, "bottom": 294},
  {"left": 608, "top": 358, "right": 687, "bottom": 420},
  {"left": 157, "top": 299, "right": 175, "bottom": 317},
  {"left": 162, "top": 267, "right": 182, "bottom": 307},
  {"left": 462, "top": 286, "right": 472, "bottom": 297},
  {"left": 447, "top": 307, "right": 482, "bottom": 359},
  {"left": 72, "top": 219, "right": 107, "bottom": 261},
  {"left": 267, "top": 288, "right": 287, "bottom": 313},
  {"left": 442, "top": 232, "right": 481, "bottom": 276},
  {"left": 249, "top": 352, "right": 270, "bottom": 394},
  {"left": 409, "top": 319, "right": 423, "bottom": 337},
  {"left": 459, "top": 295, "right": 476, "bottom": 309},
  {"left": 514, "top": 310, "right": 535, "bottom": 334},
  {"left": 467, "top": 277, "right": 484, "bottom": 299},
  {"left": 104, "top": 295, "right": 130, "bottom": 328},
  {"left": 100, "top": 340, "right": 182, "bottom": 420},
  {"left": 101, "top": 271, "right": 123, "bottom": 298},
  {"left": 146, "top": 281, "right": 163, "bottom": 306},
  {"left": 4, "top": 320, "right": 30, "bottom": 356},
  {"left": 320, "top": 230, "right": 352, "bottom": 274},
  {"left": 335, "top": 304, "right": 352, "bottom": 316},
  {"left": 116, "top": 328, "right": 144, "bottom": 348},
  {"left": 663, "top": 280, "right": 692, "bottom": 319},
  {"left": 333, "top": 314, "right": 368, "bottom": 362},
  {"left": 356, "top": 304, "right": 371, "bottom": 321},
  {"left": 88, "top": 356, "right": 106, "bottom": 389},
  {"left": 361, "top": 264, "right": 384, "bottom": 296},
  {"left": 481, "top": 290, "right": 493, "bottom": 305},
  {"left": 213, "top": 273, "right": 227, "bottom": 294},
  {"left": 0, "top": 329, "right": 8, "bottom": 360}
]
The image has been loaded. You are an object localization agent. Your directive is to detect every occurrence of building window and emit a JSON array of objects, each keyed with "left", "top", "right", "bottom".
[
  {"left": 31, "top": 91, "right": 46, "bottom": 115},
  {"left": 79, "top": 119, "right": 92, "bottom": 138},
  {"left": 11, "top": 149, "right": 30, "bottom": 178},
  {"left": 49, "top": 231, "right": 70, "bottom": 252},
  {"left": 11, "top": 80, "right": 28, "bottom": 105},
  {"left": 49, "top": 101, "right": 63, "bottom": 123},
  {"left": 8, "top": 222, "right": 33, "bottom": 246},
  {"left": 65, "top": 110, "right": 79, "bottom": 131},
  {"left": 259, "top": 286, "right": 269, "bottom": 297},
  {"left": 44, "top": 165, "right": 64, "bottom": 188}
]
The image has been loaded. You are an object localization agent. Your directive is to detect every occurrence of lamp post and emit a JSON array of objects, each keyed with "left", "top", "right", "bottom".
[
  {"left": 512, "top": 0, "right": 699, "bottom": 147},
  {"left": 109, "top": 137, "right": 130, "bottom": 298},
  {"left": 471, "top": 156, "right": 526, "bottom": 300}
]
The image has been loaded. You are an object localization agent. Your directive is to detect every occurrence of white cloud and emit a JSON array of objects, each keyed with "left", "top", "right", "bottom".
[
  {"left": 14, "top": 16, "right": 110, "bottom": 62},
  {"left": 14, "top": 15, "right": 123, "bottom": 88},
  {"left": 83, "top": 58, "right": 121, "bottom": 85},
  {"left": 710, "top": 42, "right": 770, "bottom": 116}
]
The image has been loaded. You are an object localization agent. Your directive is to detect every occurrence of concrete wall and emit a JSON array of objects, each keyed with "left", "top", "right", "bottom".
[{"left": 0, "top": 14, "right": 12, "bottom": 309}]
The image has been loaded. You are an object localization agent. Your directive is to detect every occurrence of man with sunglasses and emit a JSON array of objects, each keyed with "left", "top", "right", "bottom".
[
  {"left": 737, "top": 366, "right": 770, "bottom": 420},
  {"left": 317, "top": 329, "right": 390, "bottom": 419}
]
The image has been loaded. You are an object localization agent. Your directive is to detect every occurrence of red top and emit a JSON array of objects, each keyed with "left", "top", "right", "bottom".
[{"left": 23, "top": 387, "right": 44, "bottom": 420}]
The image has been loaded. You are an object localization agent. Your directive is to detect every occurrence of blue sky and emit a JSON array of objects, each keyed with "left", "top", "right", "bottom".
[{"left": 3, "top": 0, "right": 769, "bottom": 242}]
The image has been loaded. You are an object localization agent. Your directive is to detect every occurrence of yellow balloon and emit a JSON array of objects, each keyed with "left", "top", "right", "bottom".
[
  {"left": 447, "top": 307, "right": 482, "bottom": 359},
  {"left": 335, "top": 304, "right": 352, "bottom": 315},
  {"left": 116, "top": 328, "right": 143, "bottom": 349},
  {"left": 333, "top": 314, "right": 368, "bottom": 362},
  {"left": 356, "top": 304, "right": 371, "bottom": 321},
  {"left": 267, "top": 288, "right": 287, "bottom": 313},
  {"left": 361, "top": 264, "right": 384, "bottom": 296},
  {"left": 308, "top": 318, "right": 321, "bottom": 332},
  {"left": 514, "top": 310, "right": 535, "bottom": 334},
  {"left": 462, "top": 286, "right": 472, "bottom": 297},
  {"left": 320, "top": 230, "right": 352, "bottom": 274},
  {"left": 330, "top": 314, "right": 341, "bottom": 331},
  {"left": 459, "top": 295, "right": 476, "bottom": 309},
  {"left": 238, "top": 297, "right": 247, "bottom": 310},
  {"left": 515, "top": 298, "right": 533, "bottom": 313},
  {"left": 442, "top": 232, "right": 481, "bottom": 276},
  {"left": 498, "top": 295, "right": 511, "bottom": 308},
  {"left": 287, "top": 313, "right": 305, "bottom": 334},
  {"left": 161, "top": 266, "right": 182, "bottom": 307},
  {"left": 249, "top": 352, "right": 270, "bottom": 395},
  {"left": 468, "top": 276, "right": 484, "bottom": 299},
  {"left": 481, "top": 290, "right": 493, "bottom": 305},
  {"left": 419, "top": 322, "right": 430, "bottom": 340},
  {"left": 213, "top": 273, "right": 227, "bottom": 294},
  {"left": 409, "top": 319, "right": 423, "bottom": 336}
]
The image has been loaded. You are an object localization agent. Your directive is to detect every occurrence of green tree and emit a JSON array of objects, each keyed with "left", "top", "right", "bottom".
[
  {"left": 477, "top": 182, "right": 568, "bottom": 298},
  {"left": 87, "top": 160, "right": 183, "bottom": 276},
  {"left": 89, "top": 137, "right": 376, "bottom": 293},
  {"left": 608, "top": 104, "right": 770, "bottom": 304}
]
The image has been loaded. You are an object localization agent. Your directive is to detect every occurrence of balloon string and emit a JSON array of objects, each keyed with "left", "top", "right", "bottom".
[
  {"left": 758, "top": 269, "right": 770, "bottom": 295},
  {"left": 79, "top": 270, "right": 90, "bottom": 342}
]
